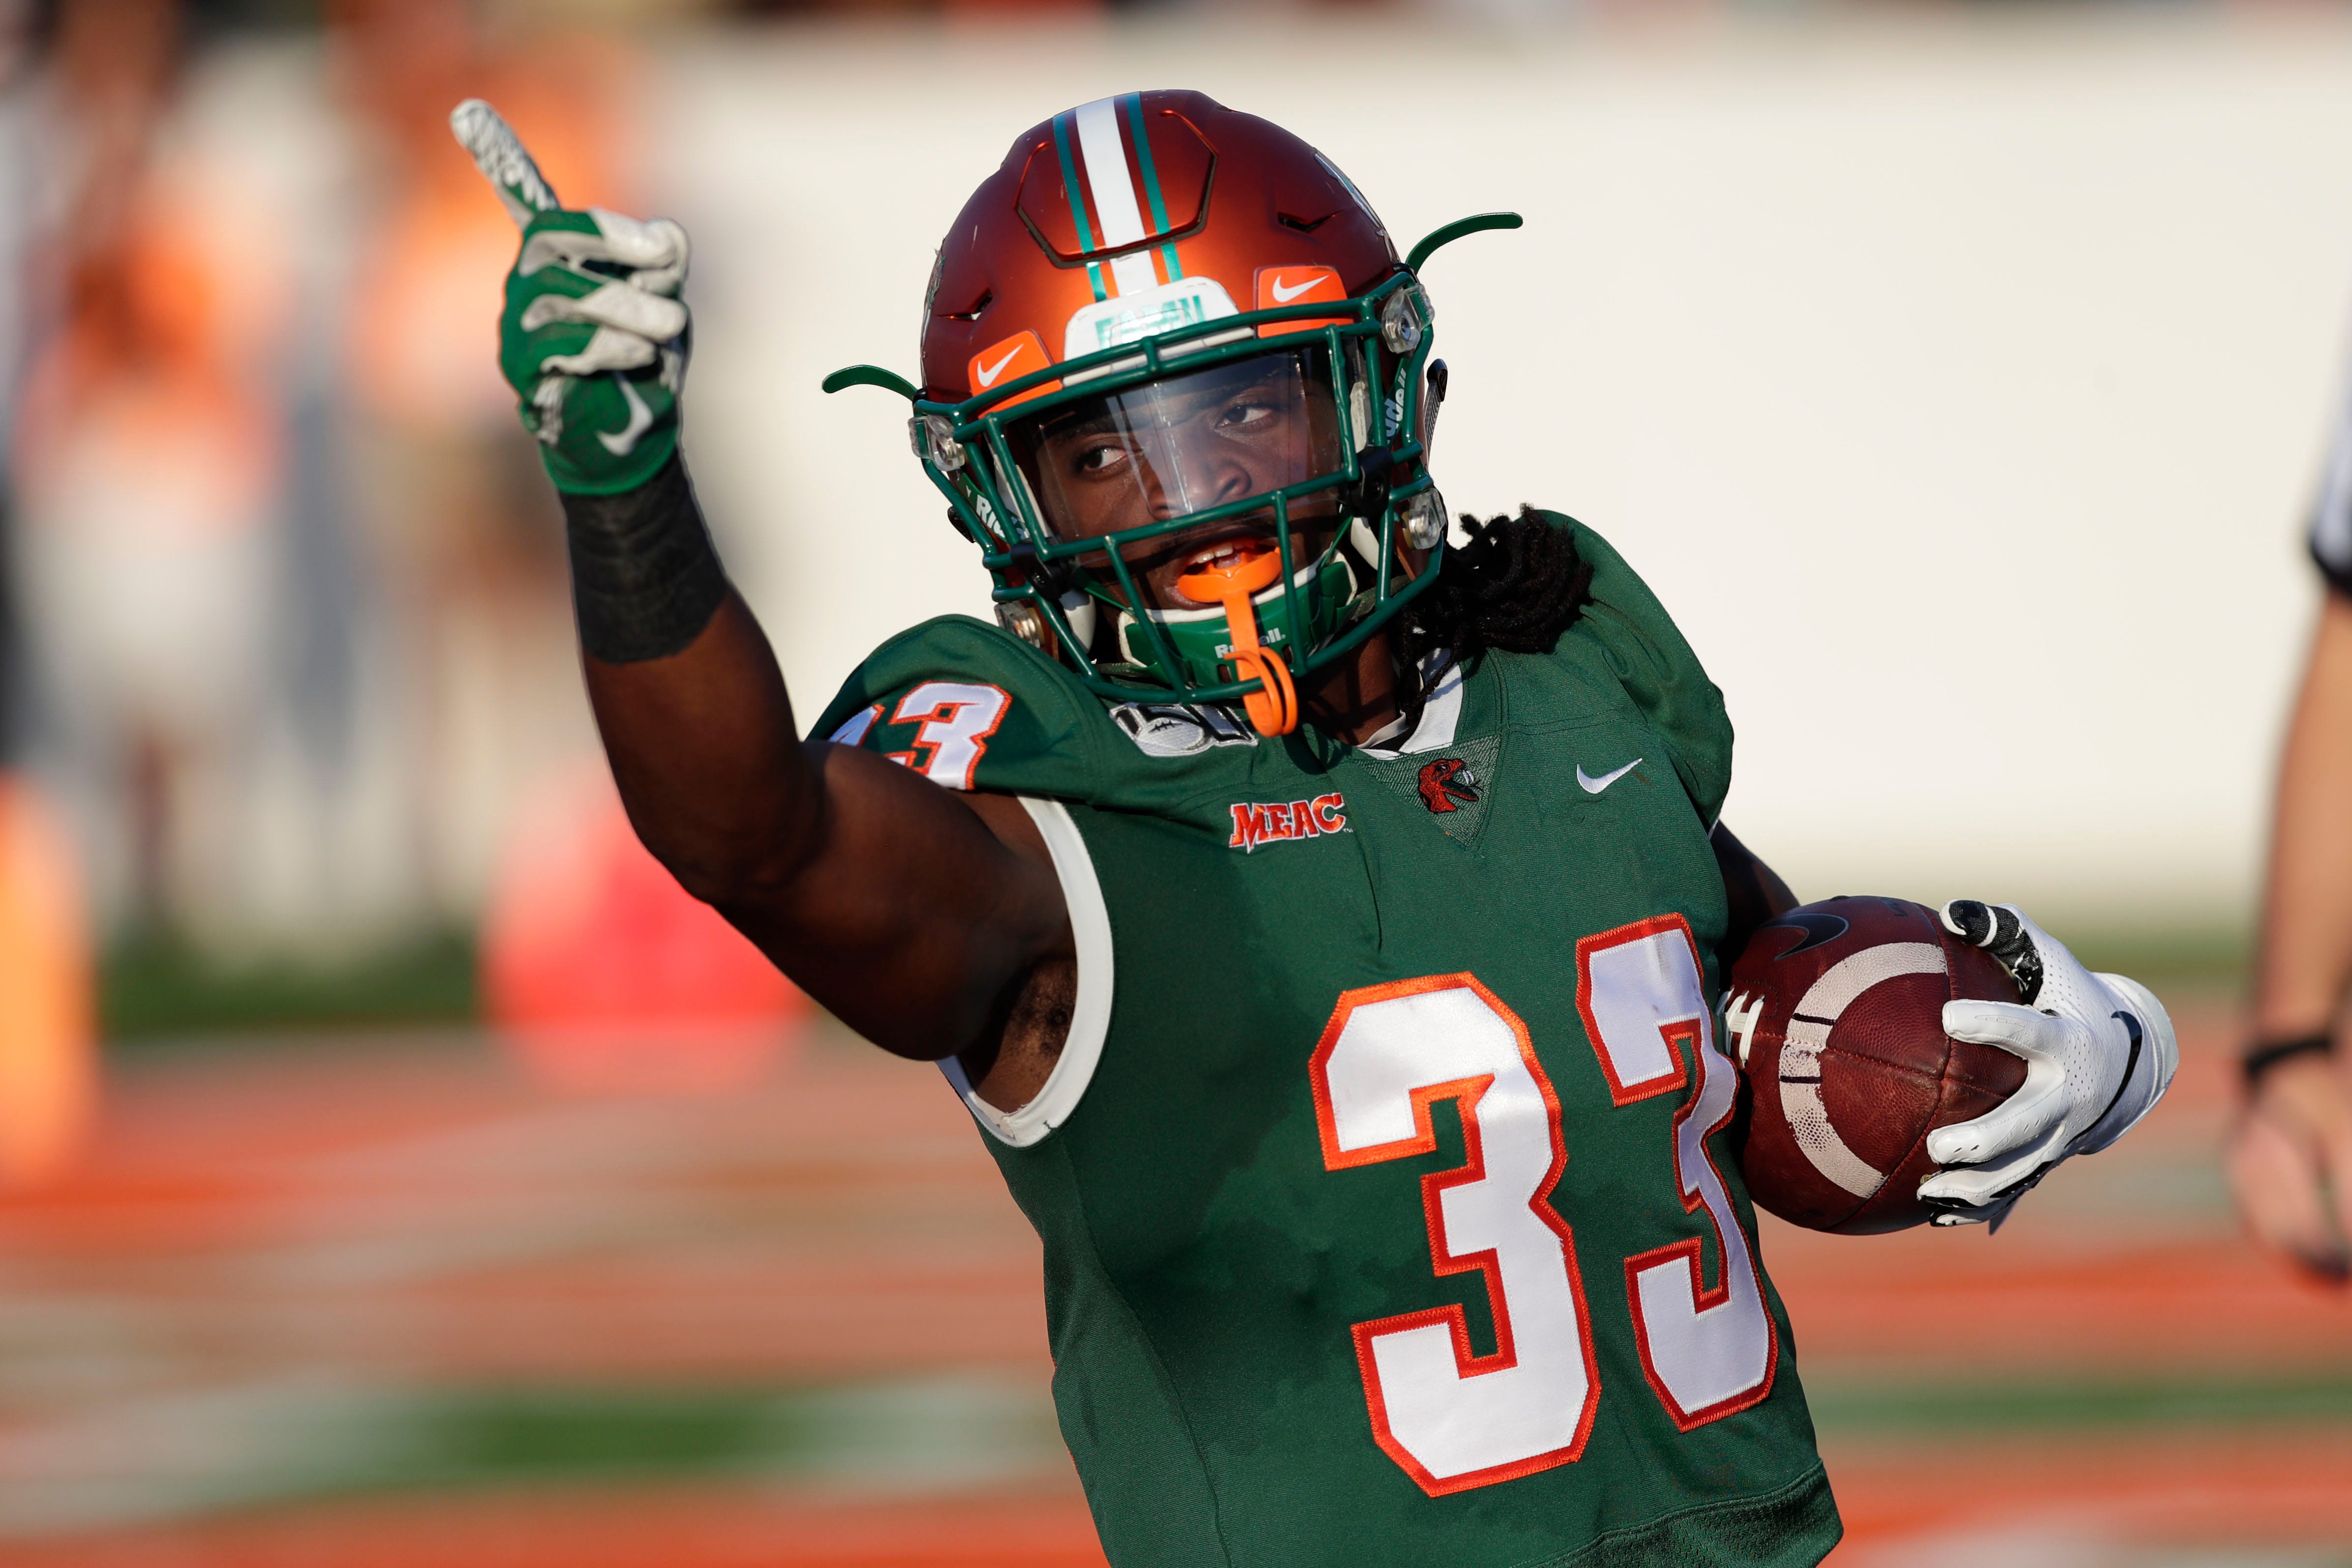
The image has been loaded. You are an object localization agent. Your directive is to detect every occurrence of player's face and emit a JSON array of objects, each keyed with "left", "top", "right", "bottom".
[{"left": 1008, "top": 349, "right": 1345, "bottom": 611}]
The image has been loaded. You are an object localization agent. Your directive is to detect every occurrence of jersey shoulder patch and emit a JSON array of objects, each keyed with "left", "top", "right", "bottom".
[{"left": 812, "top": 616, "right": 1104, "bottom": 799}]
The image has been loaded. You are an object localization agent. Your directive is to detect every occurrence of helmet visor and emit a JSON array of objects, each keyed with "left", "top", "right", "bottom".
[{"left": 1005, "top": 347, "right": 1344, "bottom": 545}]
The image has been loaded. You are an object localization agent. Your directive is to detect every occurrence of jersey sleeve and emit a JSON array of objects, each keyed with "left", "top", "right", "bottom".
[
  {"left": 1552, "top": 515, "right": 1735, "bottom": 828},
  {"left": 2312, "top": 395, "right": 2352, "bottom": 597},
  {"left": 809, "top": 615, "right": 1106, "bottom": 800}
]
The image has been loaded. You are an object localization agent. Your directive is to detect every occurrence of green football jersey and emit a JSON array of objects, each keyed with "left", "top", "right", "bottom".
[{"left": 811, "top": 517, "right": 1839, "bottom": 1568}]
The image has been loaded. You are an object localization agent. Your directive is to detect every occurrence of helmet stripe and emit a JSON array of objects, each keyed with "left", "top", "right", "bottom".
[
  {"left": 1073, "top": 96, "right": 1159, "bottom": 297},
  {"left": 1074, "top": 97, "right": 1147, "bottom": 247},
  {"left": 1118, "top": 92, "right": 1186, "bottom": 282},
  {"left": 1122, "top": 93, "right": 1172, "bottom": 232},
  {"left": 1050, "top": 112, "right": 1109, "bottom": 303}
]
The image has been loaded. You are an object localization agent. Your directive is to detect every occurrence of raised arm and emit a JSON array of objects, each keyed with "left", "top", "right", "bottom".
[
  {"left": 563, "top": 468, "right": 1070, "bottom": 1067},
  {"left": 464, "top": 109, "right": 1070, "bottom": 1075}
]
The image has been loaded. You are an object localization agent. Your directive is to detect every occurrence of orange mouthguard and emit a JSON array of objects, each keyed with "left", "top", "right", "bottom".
[{"left": 1176, "top": 547, "right": 1298, "bottom": 738}]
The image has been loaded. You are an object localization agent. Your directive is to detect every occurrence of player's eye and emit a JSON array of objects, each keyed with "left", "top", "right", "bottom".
[
  {"left": 1215, "top": 397, "right": 1278, "bottom": 432},
  {"left": 1072, "top": 441, "right": 1131, "bottom": 476}
]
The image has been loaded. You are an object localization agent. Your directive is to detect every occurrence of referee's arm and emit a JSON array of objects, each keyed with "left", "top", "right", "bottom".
[{"left": 2234, "top": 458, "right": 2352, "bottom": 1280}]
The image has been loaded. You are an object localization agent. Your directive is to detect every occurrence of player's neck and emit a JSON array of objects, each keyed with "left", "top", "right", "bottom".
[{"left": 1300, "top": 632, "right": 1404, "bottom": 746}]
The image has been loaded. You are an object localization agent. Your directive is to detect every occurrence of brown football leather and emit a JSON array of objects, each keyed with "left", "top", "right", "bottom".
[{"left": 1724, "top": 896, "right": 2025, "bottom": 1234}]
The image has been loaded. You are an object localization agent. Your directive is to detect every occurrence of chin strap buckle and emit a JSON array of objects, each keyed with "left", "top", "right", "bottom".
[
  {"left": 1342, "top": 445, "right": 1396, "bottom": 526},
  {"left": 1002, "top": 540, "right": 1075, "bottom": 599}
]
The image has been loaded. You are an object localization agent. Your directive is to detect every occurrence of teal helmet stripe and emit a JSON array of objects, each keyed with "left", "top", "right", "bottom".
[
  {"left": 1120, "top": 92, "right": 1184, "bottom": 282},
  {"left": 1052, "top": 112, "right": 1109, "bottom": 303},
  {"left": 1123, "top": 93, "right": 1172, "bottom": 233}
]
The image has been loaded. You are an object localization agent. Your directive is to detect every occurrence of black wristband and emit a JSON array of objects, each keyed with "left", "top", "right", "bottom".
[
  {"left": 2243, "top": 1033, "right": 2335, "bottom": 1088},
  {"left": 559, "top": 454, "right": 729, "bottom": 664}
]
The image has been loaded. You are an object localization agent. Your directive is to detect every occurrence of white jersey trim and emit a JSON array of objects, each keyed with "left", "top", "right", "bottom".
[
  {"left": 939, "top": 797, "right": 1115, "bottom": 1147},
  {"left": 1358, "top": 654, "right": 1465, "bottom": 758}
]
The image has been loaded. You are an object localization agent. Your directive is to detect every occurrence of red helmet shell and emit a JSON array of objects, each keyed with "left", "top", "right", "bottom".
[{"left": 920, "top": 91, "right": 1400, "bottom": 405}]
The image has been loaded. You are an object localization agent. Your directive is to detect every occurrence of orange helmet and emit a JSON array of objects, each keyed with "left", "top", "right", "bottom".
[{"left": 826, "top": 90, "right": 1518, "bottom": 735}]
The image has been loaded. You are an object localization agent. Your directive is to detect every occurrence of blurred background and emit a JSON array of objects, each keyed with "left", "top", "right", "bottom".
[{"left": 0, "top": 0, "right": 2344, "bottom": 1564}]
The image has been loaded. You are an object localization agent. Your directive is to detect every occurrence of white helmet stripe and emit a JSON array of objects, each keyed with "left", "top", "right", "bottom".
[{"left": 1073, "top": 96, "right": 1159, "bottom": 297}]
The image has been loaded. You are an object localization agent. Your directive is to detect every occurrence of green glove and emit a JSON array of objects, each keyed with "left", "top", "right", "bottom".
[{"left": 498, "top": 207, "right": 692, "bottom": 495}]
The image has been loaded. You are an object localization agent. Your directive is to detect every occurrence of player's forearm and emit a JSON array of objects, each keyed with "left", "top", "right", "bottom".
[
  {"left": 567, "top": 461, "right": 823, "bottom": 906},
  {"left": 2254, "top": 590, "right": 2352, "bottom": 1039},
  {"left": 570, "top": 473, "right": 1070, "bottom": 1057}
]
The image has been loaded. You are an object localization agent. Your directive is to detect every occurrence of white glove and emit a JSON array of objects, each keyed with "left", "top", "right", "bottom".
[
  {"left": 514, "top": 209, "right": 691, "bottom": 381},
  {"left": 497, "top": 208, "right": 692, "bottom": 493},
  {"left": 1916, "top": 900, "right": 2178, "bottom": 1229}
]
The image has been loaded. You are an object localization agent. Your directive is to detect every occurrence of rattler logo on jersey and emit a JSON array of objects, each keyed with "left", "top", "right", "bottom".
[
  {"left": 1110, "top": 700, "right": 1258, "bottom": 757},
  {"left": 1415, "top": 758, "right": 1481, "bottom": 814},
  {"left": 1229, "top": 793, "right": 1347, "bottom": 852}
]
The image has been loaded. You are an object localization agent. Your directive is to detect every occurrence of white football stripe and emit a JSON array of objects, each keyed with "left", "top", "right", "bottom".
[{"left": 1779, "top": 941, "right": 1947, "bottom": 1199}]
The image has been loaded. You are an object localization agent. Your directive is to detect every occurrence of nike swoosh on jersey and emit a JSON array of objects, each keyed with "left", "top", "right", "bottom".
[
  {"left": 974, "top": 346, "right": 1025, "bottom": 386},
  {"left": 1268, "top": 274, "right": 1323, "bottom": 302},
  {"left": 596, "top": 373, "right": 654, "bottom": 456},
  {"left": 1575, "top": 758, "right": 1642, "bottom": 795}
]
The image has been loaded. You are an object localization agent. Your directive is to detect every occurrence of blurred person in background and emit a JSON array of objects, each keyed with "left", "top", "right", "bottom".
[
  {"left": 2234, "top": 402, "right": 2352, "bottom": 1284},
  {"left": 329, "top": 0, "right": 618, "bottom": 926},
  {"left": 11, "top": 0, "right": 286, "bottom": 945},
  {"left": 0, "top": 0, "right": 96, "bottom": 1185}
]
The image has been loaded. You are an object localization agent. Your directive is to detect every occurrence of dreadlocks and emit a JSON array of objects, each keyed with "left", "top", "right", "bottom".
[{"left": 1390, "top": 507, "right": 1595, "bottom": 729}]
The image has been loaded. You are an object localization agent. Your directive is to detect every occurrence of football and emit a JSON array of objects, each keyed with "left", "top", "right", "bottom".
[{"left": 1722, "top": 896, "right": 2026, "bottom": 1234}]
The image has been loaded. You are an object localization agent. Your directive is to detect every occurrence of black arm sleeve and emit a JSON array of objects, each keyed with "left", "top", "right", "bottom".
[{"left": 558, "top": 455, "right": 730, "bottom": 664}]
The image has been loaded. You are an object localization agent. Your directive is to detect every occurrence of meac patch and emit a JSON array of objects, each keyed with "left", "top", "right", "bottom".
[{"left": 1228, "top": 794, "right": 1347, "bottom": 853}]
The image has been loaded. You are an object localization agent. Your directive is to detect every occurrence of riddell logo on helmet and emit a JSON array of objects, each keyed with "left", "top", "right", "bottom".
[
  {"left": 1229, "top": 793, "right": 1347, "bottom": 852},
  {"left": 967, "top": 332, "right": 1058, "bottom": 408}
]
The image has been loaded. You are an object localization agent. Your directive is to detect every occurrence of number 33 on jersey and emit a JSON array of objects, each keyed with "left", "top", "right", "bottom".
[{"left": 1313, "top": 915, "right": 1775, "bottom": 1497}]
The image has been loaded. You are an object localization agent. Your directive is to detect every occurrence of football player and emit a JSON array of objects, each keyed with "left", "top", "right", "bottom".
[
  {"left": 469, "top": 91, "right": 2176, "bottom": 1567},
  {"left": 2233, "top": 389, "right": 2352, "bottom": 1282}
]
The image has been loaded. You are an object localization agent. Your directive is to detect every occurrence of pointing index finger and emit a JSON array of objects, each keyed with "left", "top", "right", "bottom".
[{"left": 450, "top": 98, "right": 560, "bottom": 227}]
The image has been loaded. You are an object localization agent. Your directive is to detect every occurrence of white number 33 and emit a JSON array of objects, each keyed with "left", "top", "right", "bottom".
[{"left": 1309, "top": 914, "right": 1777, "bottom": 1497}]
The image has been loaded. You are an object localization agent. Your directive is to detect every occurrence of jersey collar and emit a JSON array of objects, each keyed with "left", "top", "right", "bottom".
[{"left": 1357, "top": 653, "right": 1464, "bottom": 758}]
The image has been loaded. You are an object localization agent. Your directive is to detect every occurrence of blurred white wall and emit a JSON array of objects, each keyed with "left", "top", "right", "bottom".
[{"left": 664, "top": 7, "right": 2352, "bottom": 934}]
